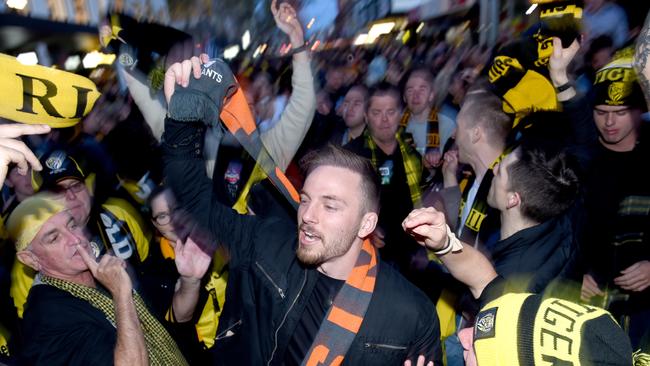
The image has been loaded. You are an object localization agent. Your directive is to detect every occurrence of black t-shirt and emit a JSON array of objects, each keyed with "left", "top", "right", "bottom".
[{"left": 283, "top": 272, "right": 344, "bottom": 366}]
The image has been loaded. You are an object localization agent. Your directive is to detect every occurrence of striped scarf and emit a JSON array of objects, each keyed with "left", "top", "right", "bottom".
[
  {"left": 302, "top": 239, "right": 378, "bottom": 366},
  {"left": 400, "top": 107, "right": 440, "bottom": 150},
  {"left": 40, "top": 275, "right": 188, "bottom": 366},
  {"left": 365, "top": 130, "right": 423, "bottom": 207}
]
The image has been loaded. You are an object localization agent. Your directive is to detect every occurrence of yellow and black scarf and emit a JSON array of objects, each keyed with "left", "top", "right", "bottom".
[
  {"left": 0, "top": 53, "right": 100, "bottom": 128},
  {"left": 364, "top": 129, "right": 422, "bottom": 207},
  {"left": 302, "top": 239, "right": 378, "bottom": 366},
  {"left": 458, "top": 150, "right": 511, "bottom": 244},
  {"left": 400, "top": 107, "right": 441, "bottom": 150},
  {"left": 39, "top": 275, "right": 188, "bottom": 366}
]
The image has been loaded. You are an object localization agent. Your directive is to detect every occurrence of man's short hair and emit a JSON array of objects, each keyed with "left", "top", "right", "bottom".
[
  {"left": 367, "top": 82, "right": 403, "bottom": 112},
  {"left": 300, "top": 144, "right": 380, "bottom": 213},
  {"left": 346, "top": 84, "right": 369, "bottom": 103},
  {"left": 461, "top": 83, "right": 512, "bottom": 146},
  {"left": 404, "top": 67, "right": 434, "bottom": 87},
  {"left": 507, "top": 146, "right": 580, "bottom": 223}
]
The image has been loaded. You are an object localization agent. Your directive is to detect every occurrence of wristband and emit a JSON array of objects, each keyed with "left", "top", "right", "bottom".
[
  {"left": 555, "top": 81, "right": 574, "bottom": 93},
  {"left": 288, "top": 42, "right": 308, "bottom": 56},
  {"left": 430, "top": 225, "right": 463, "bottom": 256}
]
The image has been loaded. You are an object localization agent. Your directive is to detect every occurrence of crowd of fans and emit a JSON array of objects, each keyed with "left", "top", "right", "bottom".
[{"left": 0, "top": 0, "right": 649, "bottom": 365}]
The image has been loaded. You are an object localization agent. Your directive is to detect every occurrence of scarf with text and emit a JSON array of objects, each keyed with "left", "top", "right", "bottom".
[
  {"left": 302, "top": 239, "right": 378, "bottom": 366},
  {"left": 40, "top": 274, "right": 188, "bottom": 366},
  {"left": 0, "top": 53, "right": 100, "bottom": 128},
  {"left": 365, "top": 129, "right": 423, "bottom": 207},
  {"left": 458, "top": 150, "right": 511, "bottom": 244},
  {"left": 400, "top": 107, "right": 440, "bottom": 151}
]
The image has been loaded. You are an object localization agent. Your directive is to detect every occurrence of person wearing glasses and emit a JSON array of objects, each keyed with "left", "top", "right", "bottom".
[
  {"left": 140, "top": 186, "right": 227, "bottom": 364},
  {"left": 9, "top": 149, "right": 152, "bottom": 320}
]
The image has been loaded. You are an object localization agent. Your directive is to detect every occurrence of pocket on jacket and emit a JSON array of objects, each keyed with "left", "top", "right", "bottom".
[{"left": 355, "top": 336, "right": 409, "bottom": 365}]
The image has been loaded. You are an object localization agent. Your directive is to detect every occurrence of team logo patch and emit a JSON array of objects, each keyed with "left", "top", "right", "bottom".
[
  {"left": 45, "top": 150, "right": 67, "bottom": 174},
  {"left": 475, "top": 307, "right": 497, "bottom": 340},
  {"left": 607, "top": 82, "right": 631, "bottom": 105}
]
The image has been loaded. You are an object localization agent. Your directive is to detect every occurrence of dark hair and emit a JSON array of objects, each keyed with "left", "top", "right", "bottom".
[
  {"left": 300, "top": 144, "right": 380, "bottom": 213},
  {"left": 367, "top": 82, "right": 403, "bottom": 112},
  {"left": 507, "top": 147, "right": 580, "bottom": 223},
  {"left": 146, "top": 185, "right": 172, "bottom": 214},
  {"left": 460, "top": 83, "right": 512, "bottom": 147}
]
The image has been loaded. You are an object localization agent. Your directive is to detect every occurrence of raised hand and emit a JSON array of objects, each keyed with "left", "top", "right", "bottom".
[
  {"left": 163, "top": 54, "right": 207, "bottom": 105},
  {"left": 442, "top": 150, "right": 459, "bottom": 188},
  {"left": 402, "top": 207, "right": 448, "bottom": 251},
  {"left": 174, "top": 237, "right": 212, "bottom": 281},
  {"left": 271, "top": 0, "right": 304, "bottom": 47},
  {"left": 423, "top": 150, "right": 442, "bottom": 170},
  {"left": 0, "top": 123, "right": 50, "bottom": 186},
  {"left": 78, "top": 245, "right": 132, "bottom": 297},
  {"left": 549, "top": 37, "right": 581, "bottom": 87}
]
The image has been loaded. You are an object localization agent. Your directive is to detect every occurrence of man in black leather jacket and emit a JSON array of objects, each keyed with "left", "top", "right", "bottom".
[{"left": 160, "top": 52, "right": 441, "bottom": 366}]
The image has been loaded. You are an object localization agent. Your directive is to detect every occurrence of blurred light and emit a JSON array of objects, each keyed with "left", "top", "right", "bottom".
[
  {"left": 416, "top": 22, "right": 425, "bottom": 33},
  {"left": 7, "top": 0, "right": 28, "bottom": 10},
  {"left": 224, "top": 45, "right": 240, "bottom": 60},
  {"left": 253, "top": 43, "right": 268, "bottom": 59},
  {"left": 306, "top": 18, "right": 315, "bottom": 29},
  {"left": 242, "top": 30, "right": 251, "bottom": 50},
  {"left": 310, "top": 40, "right": 321, "bottom": 51},
  {"left": 354, "top": 34, "right": 369, "bottom": 46},
  {"left": 82, "top": 51, "right": 115, "bottom": 69},
  {"left": 525, "top": 3, "right": 538, "bottom": 15},
  {"left": 17, "top": 52, "right": 38, "bottom": 65},
  {"left": 368, "top": 22, "right": 395, "bottom": 39},
  {"left": 64, "top": 55, "right": 81, "bottom": 70},
  {"left": 402, "top": 30, "right": 411, "bottom": 44}
]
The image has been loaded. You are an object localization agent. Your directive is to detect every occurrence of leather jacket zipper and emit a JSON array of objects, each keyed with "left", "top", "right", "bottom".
[
  {"left": 267, "top": 270, "right": 308, "bottom": 366},
  {"left": 364, "top": 343, "right": 407, "bottom": 351},
  {"left": 256, "top": 261, "right": 286, "bottom": 299}
]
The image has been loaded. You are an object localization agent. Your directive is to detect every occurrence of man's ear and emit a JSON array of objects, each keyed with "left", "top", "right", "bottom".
[
  {"left": 358, "top": 212, "right": 378, "bottom": 238},
  {"left": 471, "top": 125, "right": 482, "bottom": 144},
  {"left": 16, "top": 250, "right": 40, "bottom": 271},
  {"left": 506, "top": 192, "right": 521, "bottom": 210}
]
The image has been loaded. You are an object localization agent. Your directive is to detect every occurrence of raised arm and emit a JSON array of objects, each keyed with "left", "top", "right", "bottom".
[
  {"left": 634, "top": 10, "right": 650, "bottom": 109},
  {"left": 402, "top": 207, "right": 497, "bottom": 298},
  {"left": 161, "top": 56, "right": 258, "bottom": 263},
  {"left": 261, "top": 0, "right": 316, "bottom": 170},
  {"left": 548, "top": 37, "right": 599, "bottom": 147}
]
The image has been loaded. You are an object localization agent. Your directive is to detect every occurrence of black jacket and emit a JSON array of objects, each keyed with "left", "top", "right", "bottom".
[
  {"left": 491, "top": 216, "right": 578, "bottom": 294},
  {"left": 162, "top": 119, "right": 441, "bottom": 365}
]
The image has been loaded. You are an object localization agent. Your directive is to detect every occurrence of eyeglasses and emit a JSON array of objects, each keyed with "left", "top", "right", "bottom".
[
  {"left": 54, "top": 180, "right": 85, "bottom": 195},
  {"left": 152, "top": 211, "right": 173, "bottom": 226}
]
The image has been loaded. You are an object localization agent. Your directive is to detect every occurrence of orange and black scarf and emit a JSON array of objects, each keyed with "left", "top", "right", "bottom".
[
  {"left": 400, "top": 107, "right": 440, "bottom": 150},
  {"left": 302, "top": 239, "right": 378, "bottom": 366}
]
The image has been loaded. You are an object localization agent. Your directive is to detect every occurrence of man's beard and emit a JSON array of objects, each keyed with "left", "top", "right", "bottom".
[{"left": 296, "top": 224, "right": 358, "bottom": 266}]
